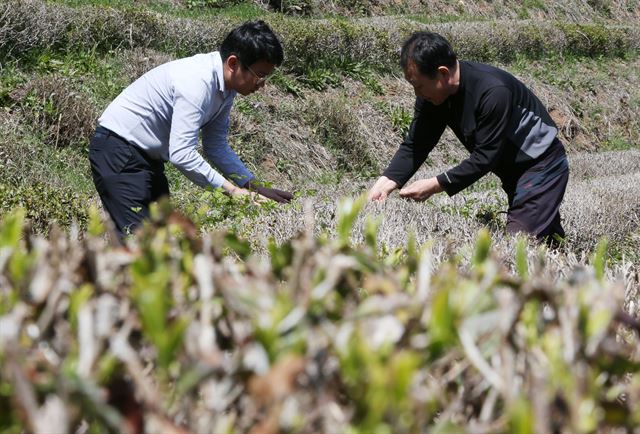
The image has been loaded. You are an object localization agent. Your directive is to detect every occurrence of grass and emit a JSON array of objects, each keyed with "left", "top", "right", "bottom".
[
  {"left": 0, "top": 125, "right": 93, "bottom": 194},
  {"left": 47, "top": 0, "right": 267, "bottom": 20}
]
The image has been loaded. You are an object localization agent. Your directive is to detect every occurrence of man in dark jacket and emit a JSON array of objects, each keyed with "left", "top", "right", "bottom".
[{"left": 368, "top": 31, "right": 569, "bottom": 242}]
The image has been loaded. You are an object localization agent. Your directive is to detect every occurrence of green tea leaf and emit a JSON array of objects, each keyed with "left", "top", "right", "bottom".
[
  {"left": 0, "top": 208, "right": 25, "bottom": 248},
  {"left": 472, "top": 228, "right": 491, "bottom": 266}
]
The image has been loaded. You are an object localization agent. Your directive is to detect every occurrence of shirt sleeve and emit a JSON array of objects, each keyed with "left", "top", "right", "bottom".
[
  {"left": 436, "top": 86, "right": 512, "bottom": 196},
  {"left": 167, "top": 84, "right": 226, "bottom": 189},
  {"left": 382, "top": 97, "right": 446, "bottom": 187},
  {"left": 201, "top": 98, "right": 254, "bottom": 187}
]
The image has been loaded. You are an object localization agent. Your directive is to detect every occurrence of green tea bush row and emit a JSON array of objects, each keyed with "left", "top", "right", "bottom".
[
  {"left": 0, "top": 201, "right": 639, "bottom": 433},
  {"left": 2, "top": 1, "right": 638, "bottom": 75},
  {"left": 257, "top": 0, "right": 640, "bottom": 20}
]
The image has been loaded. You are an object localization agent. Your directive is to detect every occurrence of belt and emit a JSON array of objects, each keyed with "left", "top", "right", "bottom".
[
  {"left": 94, "top": 125, "right": 114, "bottom": 137},
  {"left": 93, "top": 126, "right": 161, "bottom": 166}
]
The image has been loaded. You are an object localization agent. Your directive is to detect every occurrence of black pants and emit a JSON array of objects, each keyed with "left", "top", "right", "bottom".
[
  {"left": 89, "top": 126, "right": 169, "bottom": 240},
  {"left": 503, "top": 139, "right": 569, "bottom": 244}
]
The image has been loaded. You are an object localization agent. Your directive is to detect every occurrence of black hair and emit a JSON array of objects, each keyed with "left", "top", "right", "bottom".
[
  {"left": 220, "top": 20, "right": 284, "bottom": 67},
  {"left": 400, "top": 32, "right": 457, "bottom": 78}
]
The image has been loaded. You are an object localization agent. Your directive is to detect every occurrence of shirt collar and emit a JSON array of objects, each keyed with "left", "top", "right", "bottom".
[{"left": 212, "top": 51, "right": 234, "bottom": 98}]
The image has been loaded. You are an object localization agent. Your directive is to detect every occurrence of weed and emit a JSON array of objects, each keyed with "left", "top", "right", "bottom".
[
  {"left": 270, "top": 71, "right": 303, "bottom": 95},
  {"left": 376, "top": 102, "right": 412, "bottom": 138},
  {"left": 300, "top": 67, "right": 343, "bottom": 91},
  {"left": 601, "top": 135, "right": 635, "bottom": 151}
]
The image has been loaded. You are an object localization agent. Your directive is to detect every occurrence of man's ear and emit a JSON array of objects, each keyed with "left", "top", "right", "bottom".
[
  {"left": 436, "top": 65, "right": 450, "bottom": 80},
  {"left": 226, "top": 54, "right": 240, "bottom": 72}
]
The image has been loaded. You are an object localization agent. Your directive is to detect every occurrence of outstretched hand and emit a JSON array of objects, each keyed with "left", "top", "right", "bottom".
[
  {"left": 367, "top": 176, "right": 399, "bottom": 202},
  {"left": 398, "top": 177, "right": 443, "bottom": 202}
]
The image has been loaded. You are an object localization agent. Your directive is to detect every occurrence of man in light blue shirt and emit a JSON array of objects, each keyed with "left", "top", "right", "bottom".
[{"left": 89, "top": 20, "right": 292, "bottom": 240}]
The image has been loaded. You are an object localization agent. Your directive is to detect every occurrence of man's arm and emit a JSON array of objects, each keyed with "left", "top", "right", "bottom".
[
  {"left": 436, "top": 86, "right": 512, "bottom": 196},
  {"left": 201, "top": 99, "right": 254, "bottom": 187},
  {"left": 202, "top": 101, "right": 293, "bottom": 203},
  {"left": 369, "top": 98, "right": 445, "bottom": 201},
  {"left": 167, "top": 86, "right": 256, "bottom": 198}
]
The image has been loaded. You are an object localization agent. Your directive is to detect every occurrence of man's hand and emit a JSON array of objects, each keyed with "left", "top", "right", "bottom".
[
  {"left": 222, "top": 181, "right": 265, "bottom": 201},
  {"left": 399, "top": 177, "right": 443, "bottom": 202},
  {"left": 368, "top": 176, "right": 399, "bottom": 202},
  {"left": 246, "top": 180, "right": 293, "bottom": 203}
]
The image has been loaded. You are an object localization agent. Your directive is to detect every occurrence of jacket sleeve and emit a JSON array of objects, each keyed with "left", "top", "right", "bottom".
[
  {"left": 382, "top": 97, "right": 446, "bottom": 187},
  {"left": 167, "top": 83, "right": 227, "bottom": 189},
  {"left": 201, "top": 98, "right": 254, "bottom": 187},
  {"left": 436, "top": 86, "right": 512, "bottom": 196}
]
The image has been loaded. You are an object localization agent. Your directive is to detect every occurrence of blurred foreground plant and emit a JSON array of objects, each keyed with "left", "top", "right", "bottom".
[{"left": 0, "top": 202, "right": 639, "bottom": 433}]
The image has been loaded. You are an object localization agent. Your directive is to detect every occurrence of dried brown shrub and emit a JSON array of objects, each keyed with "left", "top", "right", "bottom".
[
  {"left": 120, "top": 48, "right": 174, "bottom": 82},
  {"left": 10, "top": 75, "right": 97, "bottom": 149},
  {"left": 304, "top": 95, "right": 381, "bottom": 175}
]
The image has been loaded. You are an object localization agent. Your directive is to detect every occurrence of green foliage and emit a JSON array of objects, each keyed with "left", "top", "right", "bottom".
[
  {"left": 515, "top": 236, "right": 529, "bottom": 279},
  {"left": 87, "top": 206, "right": 106, "bottom": 237},
  {"left": 0, "top": 183, "right": 89, "bottom": 233},
  {"left": 131, "top": 258, "right": 189, "bottom": 371},
  {"left": 336, "top": 195, "right": 366, "bottom": 248},
  {"left": 183, "top": 187, "right": 278, "bottom": 232},
  {"left": 376, "top": 102, "right": 412, "bottom": 137},
  {"left": 0, "top": 208, "right": 25, "bottom": 249},
  {"left": 69, "top": 284, "right": 94, "bottom": 331},
  {"left": 301, "top": 66, "right": 342, "bottom": 91},
  {"left": 472, "top": 228, "right": 492, "bottom": 266},
  {"left": 339, "top": 333, "right": 420, "bottom": 431},
  {"left": 0, "top": 209, "right": 26, "bottom": 313},
  {"left": 560, "top": 23, "right": 631, "bottom": 58},
  {"left": 270, "top": 70, "right": 303, "bottom": 95},
  {"left": 508, "top": 397, "right": 535, "bottom": 434},
  {"left": 592, "top": 238, "right": 609, "bottom": 281}
]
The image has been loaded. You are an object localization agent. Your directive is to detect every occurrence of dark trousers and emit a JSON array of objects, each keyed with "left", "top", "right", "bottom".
[
  {"left": 89, "top": 126, "right": 169, "bottom": 240},
  {"left": 503, "top": 139, "right": 569, "bottom": 244}
]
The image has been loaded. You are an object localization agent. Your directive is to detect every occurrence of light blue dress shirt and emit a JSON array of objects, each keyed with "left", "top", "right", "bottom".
[{"left": 98, "top": 51, "right": 253, "bottom": 188}]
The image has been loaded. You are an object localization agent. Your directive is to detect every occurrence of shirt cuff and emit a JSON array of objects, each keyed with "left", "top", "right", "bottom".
[
  {"left": 235, "top": 174, "right": 254, "bottom": 188},
  {"left": 436, "top": 172, "right": 455, "bottom": 196},
  {"left": 209, "top": 171, "right": 227, "bottom": 189}
]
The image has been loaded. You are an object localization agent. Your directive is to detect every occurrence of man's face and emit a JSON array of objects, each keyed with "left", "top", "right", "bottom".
[
  {"left": 404, "top": 61, "right": 450, "bottom": 105},
  {"left": 229, "top": 57, "right": 275, "bottom": 96}
]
